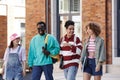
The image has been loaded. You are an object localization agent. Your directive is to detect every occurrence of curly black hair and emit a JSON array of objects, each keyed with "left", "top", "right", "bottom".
[{"left": 64, "top": 20, "right": 74, "bottom": 29}]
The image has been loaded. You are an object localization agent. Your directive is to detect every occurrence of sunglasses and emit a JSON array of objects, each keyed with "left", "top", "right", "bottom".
[{"left": 37, "top": 27, "right": 45, "bottom": 31}]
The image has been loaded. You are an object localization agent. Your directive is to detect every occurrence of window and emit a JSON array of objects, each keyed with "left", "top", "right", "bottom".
[
  {"left": 21, "top": 23, "right": 25, "bottom": 28},
  {"left": 70, "top": 0, "right": 80, "bottom": 12},
  {"left": 20, "top": 22, "right": 25, "bottom": 47},
  {"left": 59, "top": 0, "right": 82, "bottom": 39},
  {"left": 59, "top": 0, "right": 80, "bottom": 13},
  {"left": 117, "top": 0, "right": 120, "bottom": 57}
]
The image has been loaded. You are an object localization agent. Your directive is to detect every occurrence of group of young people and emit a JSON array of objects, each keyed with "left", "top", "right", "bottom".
[{"left": 2, "top": 20, "right": 106, "bottom": 80}]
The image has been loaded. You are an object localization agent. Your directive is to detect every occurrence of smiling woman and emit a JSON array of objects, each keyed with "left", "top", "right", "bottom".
[
  {"left": 2, "top": 33, "right": 26, "bottom": 80},
  {"left": 60, "top": 20, "right": 82, "bottom": 80},
  {"left": 80, "top": 22, "right": 106, "bottom": 80}
]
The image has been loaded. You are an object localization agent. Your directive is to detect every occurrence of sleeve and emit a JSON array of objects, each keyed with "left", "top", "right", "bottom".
[
  {"left": 21, "top": 47, "right": 26, "bottom": 61},
  {"left": 3, "top": 48, "right": 9, "bottom": 61},
  {"left": 99, "top": 39, "right": 106, "bottom": 62},
  {"left": 48, "top": 35, "right": 60, "bottom": 56},
  {"left": 28, "top": 39, "right": 35, "bottom": 67},
  {"left": 69, "top": 36, "right": 82, "bottom": 53},
  {"left": 73, "top": 37, "right": 82, "bottom": 54}
]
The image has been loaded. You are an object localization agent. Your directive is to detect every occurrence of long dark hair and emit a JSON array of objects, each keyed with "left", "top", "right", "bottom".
[{"left": 9, "top": 41, "right": 21, "bottom": 48}]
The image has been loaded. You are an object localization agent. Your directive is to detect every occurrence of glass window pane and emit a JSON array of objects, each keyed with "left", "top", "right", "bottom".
[
  {"left": 59, "top": 0, "right": 81, "bottom": 39},
  {"left": 59, "top": 0, "right": 69, "bottom": 13},
  {"left": 70, "top": 0, "right": 80, "bottom": 12},
  {"left": 59, "top": 0, "right": 80, "bottom": 13},
  {"left": 72, "top": 16, "right": 81, "bottom": 39},
  {"left": 60, "top": 16, "right": 69, "bottom": 37}
]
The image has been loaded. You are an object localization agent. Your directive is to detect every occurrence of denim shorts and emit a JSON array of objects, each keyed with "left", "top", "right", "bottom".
[{"left": 83, "top": 58, "right": 102, "bottom": 76}]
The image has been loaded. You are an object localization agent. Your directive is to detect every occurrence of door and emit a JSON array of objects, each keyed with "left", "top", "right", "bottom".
[{"left": 117, "top": 0, "right": 120, "bottom": 57}]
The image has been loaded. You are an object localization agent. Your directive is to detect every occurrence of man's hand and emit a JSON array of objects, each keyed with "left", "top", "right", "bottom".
[
  {"left": 42, "top": 47, "right": 50, "bottom": 56},
  {"left": 29, "top": 67, "right": 32, "bottom": 72}
]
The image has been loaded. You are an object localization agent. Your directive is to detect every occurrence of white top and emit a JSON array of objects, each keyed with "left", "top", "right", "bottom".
[
  {"left": 2, "top": 46, "right": 26, "bottom": 79},
  {"left": 3, "top": 46, "right": 26, "bottom": 62}
]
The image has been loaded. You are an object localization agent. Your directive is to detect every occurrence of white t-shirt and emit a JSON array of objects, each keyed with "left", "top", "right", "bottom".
[{"left": 3, "top": 46, "right": 26, "bottom": 62}]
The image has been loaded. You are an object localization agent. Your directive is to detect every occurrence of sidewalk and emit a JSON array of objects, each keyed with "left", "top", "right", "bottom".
[{"left": 24, "top": 62, "right": 120, "bottom": 80}]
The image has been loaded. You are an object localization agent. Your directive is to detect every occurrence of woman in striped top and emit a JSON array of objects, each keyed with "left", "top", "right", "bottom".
[
  {"left": 60, "top": 20, "right": 82, "bottom": 80},
  {"left": 80, "top": 22, "right": 106, "bottom": 80}
]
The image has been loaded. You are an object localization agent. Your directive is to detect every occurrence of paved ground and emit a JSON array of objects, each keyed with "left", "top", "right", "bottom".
[
  {"left": 24, "top": 63, "right": 120, "bottom": 80},
  {"left": 0, "top": 62, "right": 119, "bottom": 80},
  {"left": 24, "top": 70, "right": 120, "bottom": 80}
]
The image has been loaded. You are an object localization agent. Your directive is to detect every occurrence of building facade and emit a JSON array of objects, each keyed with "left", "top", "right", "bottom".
[
  {"left": 0, "top": 0, "right": 25, "bottom": 58},
  {"left": 0, "top": 0, "right": 120, "bottom": 73},
  {"left": 26, "top": 0, "right": 120, "bottom": 73},
  {"left": 26, "top": 0, "right": 113, "bottom": 63}
]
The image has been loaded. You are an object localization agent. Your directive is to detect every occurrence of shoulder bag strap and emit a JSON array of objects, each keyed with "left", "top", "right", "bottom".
[{"left": 44, "top": 34, "right": 49, "bottom": 49}]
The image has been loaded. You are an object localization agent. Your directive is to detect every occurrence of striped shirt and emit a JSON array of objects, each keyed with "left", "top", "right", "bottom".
[
  {"left": 87, "top": 38, "right": 96, "bottom": 58},
  {"left": 60, "top": 34, "right": 82, "bottom": 69}
]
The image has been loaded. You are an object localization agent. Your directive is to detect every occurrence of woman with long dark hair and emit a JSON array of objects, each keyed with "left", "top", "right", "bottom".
[{"left": 2, "top": 33, "right": 26, "bottom": 80}]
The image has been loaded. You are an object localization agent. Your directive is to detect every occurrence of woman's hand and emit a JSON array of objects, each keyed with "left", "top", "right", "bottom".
[
  {"left": 1, "top": 68, "right": 4, "bottom": 76},
  {"left": 23, "top": 69, "right": 26, "bottom": 76},
  {"left": 1, "top": 64, "right": 5, "bottom": 76},
  {"left": 95, "top": 64, "right": 101, "bottom": 72},
  {"left": 79, "top": 62, "right": 83, "bottom": 71},
  {"left": 22, "top": 61, "right": 26, "bottom": 76}
]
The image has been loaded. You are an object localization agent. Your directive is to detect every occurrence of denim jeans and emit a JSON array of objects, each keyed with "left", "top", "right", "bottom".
[
  {"left": 32, "top": 64, "right": 54, "bottom": 80},
  {"left": 64, "top": 66, "right": 78, "bottom": 80},
  {"left": 6, "top": 53, "right": 23, "bottom": 80}
]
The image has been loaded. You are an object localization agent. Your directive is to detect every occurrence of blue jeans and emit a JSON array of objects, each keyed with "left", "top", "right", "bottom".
[
  {"left": 32, "top": 64, "right": 54, "bottom": 80},
  {"left": 64, "top": 66, "right": 78, "bottom": 80}
]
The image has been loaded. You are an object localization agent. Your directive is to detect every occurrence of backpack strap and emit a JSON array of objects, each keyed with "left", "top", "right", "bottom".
[
  {"left": 44, "top": 34, "right": 49, "bottom": 49},
  {"left": 44, "top": 34, "right": 49, "bottom": 44}
]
